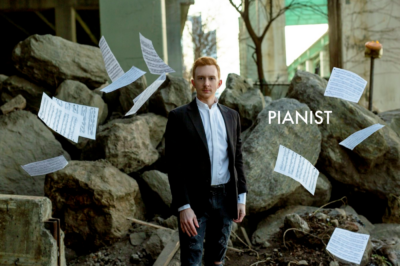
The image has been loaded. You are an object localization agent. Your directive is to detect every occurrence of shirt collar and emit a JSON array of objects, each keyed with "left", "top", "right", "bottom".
[{"left": 196, "top": 97, "right": 218, "bottom": 110}]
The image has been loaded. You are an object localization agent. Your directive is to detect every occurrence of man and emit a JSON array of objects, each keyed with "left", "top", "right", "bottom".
[{"left": 165, "top": 57, "right": 247, "bottom": 266}]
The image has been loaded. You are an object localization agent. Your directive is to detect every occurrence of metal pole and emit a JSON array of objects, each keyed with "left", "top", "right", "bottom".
[{"left": 369, "top": 57, "right": 375, "bottom": 111}]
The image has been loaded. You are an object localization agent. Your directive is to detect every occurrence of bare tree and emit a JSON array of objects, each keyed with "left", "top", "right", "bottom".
[{"left": 228, "top": 0, "right": 325, "bottom": 91}]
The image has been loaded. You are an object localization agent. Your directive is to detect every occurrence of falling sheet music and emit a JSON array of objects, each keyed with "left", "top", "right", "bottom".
[
  {"left": 140, "top": 33, "right": 175, "bottom": 75},
  {"left": 324, "top": 67, "right": 367, "bottom": 103},
  {"left": 100, "top": 66, "right": 146, "bottom": 93},
  {"left": 53, "top": 97, "right": 99, "bottom": 140},
  {"left": 125, "top": 73, "right": 166, "bottom": 116},
  {"left": 99, "top": 36, "right": 124, "bottom": 82},
  {"left": 339, "top": 123, "right": 385, "bottom": 150},
  {"left": 21, "top": 155, "right": 68, "bottom": 176},
  {"left": 326, "top": 228, "right": 369, "bottom": 264},
  {"left": 38, "top": 93, "right": 83, "bottom": 143},
  {"left": 273, "top": 145, "right": 319, "bottom": 195}
]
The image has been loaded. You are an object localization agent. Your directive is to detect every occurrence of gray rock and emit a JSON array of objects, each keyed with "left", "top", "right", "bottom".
[
  {"left": 82, "top": 113, "right": 167, "bottom": 173},
  {"left": 379, "top": 109, "right": 400, "bottom": 137},
  {"left": 149, "top": 75, "right": 191, "bottom": 117},
  {"left": 55, "top": 80, "right": 108, "bottom": 125},
  {"left": 0, "top": 74, "right": 8, "bottom": 83},
  {"left": 0, "top": 110, "right": 70, "bottom": 196},
  {"left": 278, "top": 173, "right": 331, "bottom": 208},
  {"left": 243, "top": 98, "right": 321, "bottom": 214},
  {"left": 142, "top": 170, "right": 172, "bottom": 207},
  {"left": 45, "top": 160, "right": 145, "bottom": 249},
  {"left": 143, "top": 229, "right": 173, "bottom": 260},
  {"left": 0, "top": 94, "right": 26, "bottom": 114},
  {"left": 252, "top": 206, "right": 318, "bottom": 245},
  {"left": 358, "top": 215, "right": 375, "bottom": 233},
  {"left": 284, "top": 213, "right": 310, "bottom": 238},
  {"left": 1, "top": 75, "right": 50, "bottom": 112},
  {"left": 287, "top": 70, "right": 400, "bottom": 199},
  {"left": 162, "top": 216, "right": 178, "bottom": 230},
  {"left": 129, "top": 232, "right": 147, "bottom": 246},
  {"left": 12, "top": 34, "right": 108, "bottom": 89},
  {"left": 219, "top": 73, "right": 265, "bottom": 130},
  {"left": 119, "top": 75, "right": 148, "bottom": 114},
  {"left": 315, "top": 212, "right": 328, "bottom": 221},
  {"left": 383, "top": 194, "right": 400, "bottom": 224},
  {"left": 372, "top": 224, "right": 400, "bottom": 240}
]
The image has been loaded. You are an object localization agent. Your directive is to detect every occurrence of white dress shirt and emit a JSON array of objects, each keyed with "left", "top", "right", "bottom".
[{"left": 178, "top": 97, "right": 246, "bottom": 211}]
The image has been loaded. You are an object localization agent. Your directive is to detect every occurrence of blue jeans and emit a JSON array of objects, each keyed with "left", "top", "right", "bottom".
[{"left": 178, "top": 188, "right": 233, "bottom": 266}]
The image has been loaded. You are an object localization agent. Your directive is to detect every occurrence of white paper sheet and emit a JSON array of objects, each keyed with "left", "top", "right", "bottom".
[
  {"left": 38, "top": 93, "right": 83, "bottom": 143},
  {"left": 21, "top": 155, "right": 68, "bottom": 176},
  {"left": 273, "top": 145, "right": 319, "bottom": 195},
  {"left": 125, "top": 73, "right": 166, "bottom": 116},
  {"left": 99, "top": 36, "right": 124, "bottom": 82},
  {"left": 324, "top": 67, "right": 367, "bottom": 103},
  {"left": 100, "top": 66, "right": 146, "bottom": 93},
  {"left": 140, "top": 33, "right": 175, "bottom": 75},
  {"left": 53, "top": 97, "right": 99, "bottom": 140},
  {"left": 326, "top": 228, "right": 369, "bottom": 264},
  {"left": 339, "top": 123, "right": 385, "bottom": 150}
]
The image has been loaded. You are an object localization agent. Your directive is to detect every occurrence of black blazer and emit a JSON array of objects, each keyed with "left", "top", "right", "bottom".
[{"left": 165, "top": 98, "right": 247, "bottom": 219}]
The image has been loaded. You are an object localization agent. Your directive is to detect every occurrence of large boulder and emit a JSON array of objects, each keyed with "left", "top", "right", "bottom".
[
  {"left": 12, "top": 34, "right": 108, "bottom": 89},
  {"left": 379, "top": 109, "right": 400, "bottom": 137},
  {"left": 149, "top": 75, "right": 191, "bottom": 117},
  {"left": 1, "top": 75, "right": 50, "bottom": 112},
  {"left": 55, "top": 80, "right": 108, "bottom": 125},
  {"left": 286, "top": 71, "right": 400, "bottom": 199},
  {"left": 278, "top": 173, "right": 332, "bottom": 208},
  {"left": 219, "top": 73, "right": 266, "bottom": 130},
  {"left": 142, "top": 170, "right": 172, "bottom": 207},
  {"left": 81, "top": 113, "right": 167, "bottom": 173},
  {"left": 0, "top": 110, "right": 70, "bottom": 196},
  {"left": 44, "top": 160, "right": 145, "bottom": 250},
  {"left": 243, "top": 98, "right": 321, "bottom": 214},
  {"left": 119, "top": 75, "right": 148, "bottom": 114}
]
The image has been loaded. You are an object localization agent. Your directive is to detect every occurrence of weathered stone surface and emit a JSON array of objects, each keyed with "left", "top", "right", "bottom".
[
  {"left": 243, "top": 98, "right": 321, "bottom": 214},
  {"left": 149, "top": 75, "right": 191, "bottom": 117},
  {"left": 1, "top": 75, "right": 49, "bottom": 112},
  {"left": 55, "top": 80, "right": 108, "bottom": 125},
  {"left": 252, "top": 206, "right": 318, "bottom": 245},
  {"left": 278, "top": 173, "right": 331, "bottom": 208},
  {"left": 45, "top": 160, "right": 145, "bottom": 249},
  {"left": 0, "top": 74, "right": 8, "bottom": 83},
  {"left": 82, "top": 113, "right": 167, "bottom": 173},
  {"left": 142, "top": 170, "right": 172, "bottom": 207},
  {"left": 372, "top": 224, "right": 400, "bottom": 240},
  {"left": 143, "top": 228, "right": 174, "bottom": 260},
  {"left": 0, "top": 110, "right": 70, "bottom": 196},
  {"left": 0, "top": 94, "right": 26, "bottom": 114},
  {"left": 130, "top": 232, "right": 147, "bottom": 246},
  {"left": 219, "top": 73, "right": 265, "bottom": 130},
  {"left": 0, "top": 194, "right": 66, "bottom": 266},
  {"left": 383, "top": 194, "right": 400, "bottom": 223},
  {"left": 358, "top": 215, "right": 375, "bottom": 233},
  {"left": 284, "top": 213, "right": 310, "bottom": 238},
  {"left": 379, "top": 109, "right": 400, "bottom": 137},
  {"left": 12, "top": 34, "right": 108, "bottom": 89},
  {"left": 286, "top": 71, "right": 400, "bottom": 199},
  {"left": 119, "top": 75, "right": 148, "bottom": 114}
]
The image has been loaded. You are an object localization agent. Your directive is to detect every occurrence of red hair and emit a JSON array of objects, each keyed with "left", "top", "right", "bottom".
[{"left": 191, "top": 57, "right": 221, "bottom": 80}]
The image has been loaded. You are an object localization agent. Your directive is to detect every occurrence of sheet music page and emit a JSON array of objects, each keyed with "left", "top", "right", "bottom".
[
  {"left": 324, "top": 67, "right": 367, "bottom": 103},
  {"left": 326, "top": 228, "right": 370, "bottom": 264},
  {"left": 140, "top": 33, "right": 175, "bottom": 75},
  {"left": 339, "top": 123, "right": 385, "bottom": 150},
  {"left": 100, "top": 66, "right": 146, "bottom": 93},
  {"left": 125, "top": 73, "right": 166, "bottom": 116},
  {"left": 21, "top": 155, "right": 68, "bottom": 176},
  {"left": 53, "top": 97, "right": 99, "bottom": 140},
  {"left": 274, "top": 145, "right": 319, "bottom": 195},
  {"left": 99, "top": 36, "right": 124, "bottom": 82}
]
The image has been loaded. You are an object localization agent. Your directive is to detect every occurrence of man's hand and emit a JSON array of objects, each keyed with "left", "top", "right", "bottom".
[
  {"left": 180, "top": 208, "right": 199, "bottom": 237},
  {"left": 233, "top": 203, "right": 246, "bottom": 223}
]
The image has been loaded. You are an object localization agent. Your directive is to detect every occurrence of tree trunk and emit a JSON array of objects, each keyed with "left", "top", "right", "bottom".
[{"left": 255, "top": 42, "right": 268, "bottom": 95}]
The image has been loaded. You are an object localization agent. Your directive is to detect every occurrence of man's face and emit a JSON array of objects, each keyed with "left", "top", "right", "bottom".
[{"left": 191, "top": 65, "right": 222, "bottom": 100}]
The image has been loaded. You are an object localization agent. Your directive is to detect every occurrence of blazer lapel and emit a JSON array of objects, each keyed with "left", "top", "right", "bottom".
[
  {"left": 187, "top": 99, "right": 209, "bottom": 155},
  {"left": 218, "top": 104, "right": 235, "bottom": 158}
]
